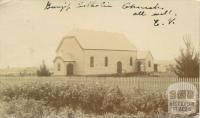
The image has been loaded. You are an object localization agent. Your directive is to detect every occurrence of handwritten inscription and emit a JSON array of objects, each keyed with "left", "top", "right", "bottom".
[
  {"left": 44, "top": 1, "right": 71, "bottom": 12},
  {"left": 122, "top": 3, "right": 163, "bottom": 10},
  {"left": 43, "top": 1, "right": 177, "bottom": 27},
  {"left": 121, "top": 2, "right": 177, "bottom": 26},
  {"left": 133, "top": 11, "right": 146, "bottom": 16},
  {"left": 77, "top": 1, "right": 112, "bottom": 8}
]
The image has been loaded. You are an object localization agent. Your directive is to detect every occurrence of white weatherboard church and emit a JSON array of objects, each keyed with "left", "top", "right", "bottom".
[{"left": 54, "top": 29, "right": 153, "bottom": 76}]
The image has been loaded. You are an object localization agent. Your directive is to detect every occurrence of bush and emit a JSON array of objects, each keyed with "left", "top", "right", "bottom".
[
  {"left": 0, "top": 98, "right": 49, "bottom": 118},
  {"left": 37, "top": 61, "right": 51, "bottom": 76},
  {"left": 102, "top": 86, "right": 125, "bottom": 114},
  {"left": 80, "top": 84, "right": 107, "bottom": 114}
]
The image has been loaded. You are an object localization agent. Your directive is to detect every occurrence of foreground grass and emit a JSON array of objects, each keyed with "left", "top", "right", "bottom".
[
  {"left": 0, "top": 99, "right": 181, "bottom": 118},
  {"left": 0, "top": 78, "right": 198, "bottom": 118}
]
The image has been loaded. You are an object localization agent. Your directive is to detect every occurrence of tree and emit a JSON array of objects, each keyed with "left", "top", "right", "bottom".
[
  {"left": 37, "top": 61, "right": 51, "bottom": 76},
  {"left": 174, "top": 38, "right": 199, "bottom": 77}
]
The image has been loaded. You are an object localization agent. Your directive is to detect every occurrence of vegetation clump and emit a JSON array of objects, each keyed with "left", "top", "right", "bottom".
[
  {"left": 175, "top": 39, "right": 199, "bottom": 77},
  {"left": 0, "top": 82, "right": 169, "bottom": 117},
  {"left": 37, "top": 61, "right": 51, "bottom": 76}
]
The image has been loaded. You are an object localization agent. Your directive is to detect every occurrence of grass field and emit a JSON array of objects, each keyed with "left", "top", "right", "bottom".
[{"left": 0, "top": 76, "right": 199, "bottom": 118}]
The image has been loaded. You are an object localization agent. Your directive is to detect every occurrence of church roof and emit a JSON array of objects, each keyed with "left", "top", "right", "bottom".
[
  {"left": 137, "top": 51, "right": 152, "bottom": 59},
  {"left": 60, "top": 29, "right": 137, "bottom": 51}
]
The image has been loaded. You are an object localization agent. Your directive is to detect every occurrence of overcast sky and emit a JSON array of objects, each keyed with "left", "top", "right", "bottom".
[{"left": 0, "top": 0, "right": 199, "bottom": 68}]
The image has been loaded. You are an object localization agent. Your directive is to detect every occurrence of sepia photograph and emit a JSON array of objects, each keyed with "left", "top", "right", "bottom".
[{"left": 0, "top": 0, "right": 199, "bottom": 118}]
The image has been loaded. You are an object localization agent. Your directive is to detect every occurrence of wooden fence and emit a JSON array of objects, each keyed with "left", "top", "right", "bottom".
[{"left": 0, "top": 76, "right": 199, "bottom": 93}]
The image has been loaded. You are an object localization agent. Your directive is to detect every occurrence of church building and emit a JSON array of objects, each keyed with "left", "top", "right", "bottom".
[{"left": 54, "top": 29, "right": 139, "bottom": 76}]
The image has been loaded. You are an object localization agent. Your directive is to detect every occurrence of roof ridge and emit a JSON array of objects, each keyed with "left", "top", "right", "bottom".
[{"left": 59, "top": 29, "right": 137, "bottom": 51}]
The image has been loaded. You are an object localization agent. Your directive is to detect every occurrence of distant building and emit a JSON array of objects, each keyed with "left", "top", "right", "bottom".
[
  {"left": 54, "top": 29, "right": 138, "bottom": 76},
  {"left": 154, "top": 60, "right": 176, "bottom": 73},
  {"left": 136, "top": 51, "right": 154, "bottom": 73}
]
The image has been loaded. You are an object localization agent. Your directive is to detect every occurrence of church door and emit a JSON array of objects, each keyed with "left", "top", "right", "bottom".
[
  {"left": 117, "top": 61, "right": 122, "bottom": 74},
  {"left": 67, "top": 63, "right": 74, "bottom": 76}
]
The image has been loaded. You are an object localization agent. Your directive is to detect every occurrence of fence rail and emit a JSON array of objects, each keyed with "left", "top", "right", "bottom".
[{"left": 0, "top": 76, "right": 199, "bottom": 93}]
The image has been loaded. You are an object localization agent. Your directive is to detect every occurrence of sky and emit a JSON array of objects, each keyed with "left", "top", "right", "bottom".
[{"left": 0, "top": 0, "right": 199, "bottom": 68}]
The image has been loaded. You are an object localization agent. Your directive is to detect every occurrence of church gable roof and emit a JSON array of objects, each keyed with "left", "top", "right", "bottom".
[
  {"left": 60, "top": 29, "right": 137, "bottom": 51},
  {"left": 137, "top": 51, "right": 153, "bottom": 60}
]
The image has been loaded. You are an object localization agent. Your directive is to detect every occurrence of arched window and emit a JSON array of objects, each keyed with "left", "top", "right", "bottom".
[
  {"left": 105, "top": 56, "right": 108, "bottom": 67},
  {"left": 148, "top": 61, "right": 151, "bottom": 67},
  {"left": 57, "top": 63, "right": 61, "bottom": 71},
  {"left": 130, "top": 57, "right": 133, "bottom": 66},
  {"left": 90, "top": 56, "right": 94, "bottom": 67}
]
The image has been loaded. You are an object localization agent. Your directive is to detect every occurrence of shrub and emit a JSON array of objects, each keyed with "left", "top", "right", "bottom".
[
  {"left": 37, "top": 61, "right": 51, "bottom": 76},
  {"left": 0, "top": 98, "right": 49, "bottom": 118},
  {"left": 80, "top": 84, "right": 107, "bottom": 114},
  {"left": 102, "top": 86, "right": 125, "bottom": 114}
]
